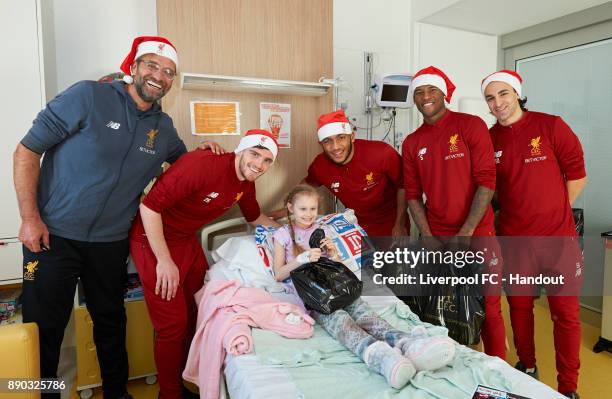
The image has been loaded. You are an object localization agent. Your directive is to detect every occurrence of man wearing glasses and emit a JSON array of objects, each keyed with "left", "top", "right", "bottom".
[{"left": 13, "top": 36, "right": 192, "bottom": 399}]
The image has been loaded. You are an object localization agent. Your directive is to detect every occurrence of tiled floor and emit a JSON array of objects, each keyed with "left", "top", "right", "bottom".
[{"left": 503, "top": 298, "right": 612, "bottom": 399}]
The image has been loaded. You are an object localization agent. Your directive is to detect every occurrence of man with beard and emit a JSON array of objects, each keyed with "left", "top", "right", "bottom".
[
  {"left": 129, "top": 129, "right": 281, "bottom": 398},
  {"left": 13, "top": 36, "right": 193, "bottom": 399},
  {"left": 401, "top": 66, "right": 506, "bottom": 359},
  {"left": 302, "top": 109, "right": 408, "bottom": 237}
]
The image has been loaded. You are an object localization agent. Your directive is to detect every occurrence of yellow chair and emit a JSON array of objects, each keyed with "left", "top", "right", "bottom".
[{"left": 0, "top": 322, "right": 40, "bottom": 399}]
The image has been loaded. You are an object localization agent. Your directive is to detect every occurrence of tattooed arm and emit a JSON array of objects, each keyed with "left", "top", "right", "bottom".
[{"left": 457, "top": 186, "right": 494, "bottom": 236}]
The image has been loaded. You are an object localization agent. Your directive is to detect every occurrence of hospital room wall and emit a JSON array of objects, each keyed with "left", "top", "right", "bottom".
[
  {"left": 26, "top": 0, "right": 497, "bottom": 216},
  {"left": 333, "top": 1, "right": 498, "bottom": 149},
  {"left": 333, "top": 0, "right": 412, "bottom": 148},
  {"left": 40, "top": 0, "right": 498, "bottom": 135},
  {"left": 43, "top": 0, "right": 158, "bottom": 97},
  {"left": 156, "top": 0, "right": 334, "bottom": 216},
  {"left": 412, "top": 23, "right": 498, "bottom": 130}
]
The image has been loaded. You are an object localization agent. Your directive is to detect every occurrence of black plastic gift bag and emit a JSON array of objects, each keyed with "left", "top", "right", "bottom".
[
  {"left": 290, "top": 257, "right": 363, "bottom": 315},
  {"left": 572, "top": 208, "right": 584, "bottom": 236},
  {"left": 394, "top": 248, "right": 435, "bottom": 317},
  {"left": 572, "top": 208, "right": 584, "bottom": 250},
  {"left": 419, "top": 259, "right": 485, "bottom": 345}
]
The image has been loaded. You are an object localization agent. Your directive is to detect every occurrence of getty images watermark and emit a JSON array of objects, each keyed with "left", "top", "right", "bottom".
[
  {"left": 359, "top": 236, "right": 583, "bottom": 297},
  {"left": 370, "top": 246, "right": 565, "bottom": 287}
]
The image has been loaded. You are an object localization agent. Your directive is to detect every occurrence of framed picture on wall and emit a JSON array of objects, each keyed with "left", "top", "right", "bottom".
[
  {"left": 260, "top": 102, "right": 291, "bottom": 148},
  {"left": 190, "top": 101, "right": 241, "bottom": 135}
]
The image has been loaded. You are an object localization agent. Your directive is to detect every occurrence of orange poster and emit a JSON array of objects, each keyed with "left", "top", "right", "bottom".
[{"left": 190, "top": 101, "right": 240, "bottom": 135}]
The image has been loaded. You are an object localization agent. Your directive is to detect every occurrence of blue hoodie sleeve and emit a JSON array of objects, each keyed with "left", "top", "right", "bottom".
[
  {"left": 166, "top": 125, "right": 187, "bottom": 163},
  {"left": 21, "top": 81, "right": 93, "bottom": 154},
  {"left": 157, "top": 114, "right": 187, "bottom": 164}
]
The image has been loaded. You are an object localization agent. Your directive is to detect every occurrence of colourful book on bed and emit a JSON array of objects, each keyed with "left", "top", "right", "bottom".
[{"left": 472, "top": 385, "right": 533, "bottom": 399}]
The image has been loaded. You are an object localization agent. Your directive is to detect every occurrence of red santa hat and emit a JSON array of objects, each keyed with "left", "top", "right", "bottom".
[
  {"left": 234, "top": 129, "right": 279, "bottom": 161},
  {"left": 407, "top": 66, "right": 456, "bottom": 106},
  {"left": 481, "top": 70, "right": 523, "bottom": 98},
  {"left": 317, "top": 109, "right": 353, "bottom": 142},
  {"left": 120, "top": 36, "right": 179, "bottom": 84}
]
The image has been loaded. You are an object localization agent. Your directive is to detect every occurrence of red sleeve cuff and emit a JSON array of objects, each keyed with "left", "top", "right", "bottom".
[
  {"left": 475, "top": 180, "right": 496, "bottom": 192},
  {"left": 244, "top": 211, "right": 260, "bottom": 223},
  {"left": 565, "top": 168, "right": 587, "bottom": 181},
  {"left": 142, "top": 193, "right": 165, "bottom": 214},
  {"left": 239, "top": 188, "right": 261, "bottom": 222},
  {"left": 405, "top": 192, "right": 423, "bottom": 201}
]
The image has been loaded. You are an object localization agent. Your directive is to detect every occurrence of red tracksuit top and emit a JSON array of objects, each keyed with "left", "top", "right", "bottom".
[
  {"left": 490, "top": 111, "right": 586, "bottom": 236},
  {"left": 130, "top": 149, "right": 261, "bottom": 242},
  {"left": 402, "top": 110, "right": 496, "bottom": 236},
  {"left": 304, "top": 139, "right": 404, "bottom": 236}
]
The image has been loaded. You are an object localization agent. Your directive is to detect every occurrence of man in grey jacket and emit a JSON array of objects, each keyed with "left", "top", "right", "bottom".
[{"left": 13, "top": 36, "right": 192, "bottom": 399}]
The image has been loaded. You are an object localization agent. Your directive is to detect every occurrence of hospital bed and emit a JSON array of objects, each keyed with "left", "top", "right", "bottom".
[{"left": 200, "top": 216, "right": 567, "bottom": 399}]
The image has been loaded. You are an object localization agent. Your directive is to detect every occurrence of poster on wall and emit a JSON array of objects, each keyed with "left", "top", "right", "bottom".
[
  {"left": 190, "top": 101, "right": 240, "bottom": 135},
  {"left": 260, "top": 102, "right": 291, "bottom": 148}
]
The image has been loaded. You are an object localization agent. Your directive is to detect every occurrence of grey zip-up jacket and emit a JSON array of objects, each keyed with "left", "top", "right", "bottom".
[{"left": 21, "top": 80, "right": 187, "bottom": 242}]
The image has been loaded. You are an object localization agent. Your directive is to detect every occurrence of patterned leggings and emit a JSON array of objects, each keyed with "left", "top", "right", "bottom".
[{"left": 312, "top": 298, "right": 409, "bottom": 361}]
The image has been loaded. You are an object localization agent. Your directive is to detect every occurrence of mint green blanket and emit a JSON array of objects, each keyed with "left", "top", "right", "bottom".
[{"left": 252, "top": 302, "right": 513, "bottom": 399}]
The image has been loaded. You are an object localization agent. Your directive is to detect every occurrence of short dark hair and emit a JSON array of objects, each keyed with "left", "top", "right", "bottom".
[{"left": 518, "top": 97, "right": 528, "bottom": 111}]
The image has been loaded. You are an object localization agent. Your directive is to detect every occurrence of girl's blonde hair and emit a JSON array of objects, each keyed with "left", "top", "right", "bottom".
[{"left": 285, "top": 184, "right": 320, "bottom": 258}]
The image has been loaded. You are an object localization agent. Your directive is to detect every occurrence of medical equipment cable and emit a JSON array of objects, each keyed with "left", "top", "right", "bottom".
[{"left": 380, "top": 110, "right": 396, "bottom": 143}]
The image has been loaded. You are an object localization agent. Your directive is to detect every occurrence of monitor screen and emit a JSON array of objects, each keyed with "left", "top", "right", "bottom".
[{"left": 381, "top": 84, "right": 409, "bottom": 102}]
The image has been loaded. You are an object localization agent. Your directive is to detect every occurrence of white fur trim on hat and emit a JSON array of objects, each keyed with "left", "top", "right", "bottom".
[
  {"left": 234, "top": 134, "right": 278, "bottom": 161},
  {"left": 481, "top": 72, "right": 522, "bottom": 98},
  {"left": 407, "top": 74, "right": 448, "bottom": 106},
  {"left": 412, "top": 74, "right": 447, "bottom": 95},
  {"left": 317, "top": 121, "right": 352, "bottom": 142},
  {"left": 134, "top": 41, "right": 179, "bottom": 68}
]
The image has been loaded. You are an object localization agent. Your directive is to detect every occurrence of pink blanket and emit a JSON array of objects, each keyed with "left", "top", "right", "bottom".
[
  {"left": 223, "top": 323, "right": 252, "bottom": 356},
  {"left": 183, "top": 280, "right": 314, "bottom": 399}
]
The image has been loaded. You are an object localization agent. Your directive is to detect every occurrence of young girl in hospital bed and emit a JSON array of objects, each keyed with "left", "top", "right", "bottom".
[{"left": 272, "top": 184, "right": 456, "bottom": 390}]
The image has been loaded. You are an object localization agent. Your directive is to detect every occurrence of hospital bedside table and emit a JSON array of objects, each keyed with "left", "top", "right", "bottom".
[
  {"left": 73, "top": 280, "right": 157, "bottom": 399},
  {"left": 594, "top": 231, "right": 612, "bottom": 353}
]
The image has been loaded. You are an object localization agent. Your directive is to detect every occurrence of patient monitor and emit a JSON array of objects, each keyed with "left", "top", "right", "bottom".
[{"left": 374, "top": 73, "right": 413, "bottom": 108}]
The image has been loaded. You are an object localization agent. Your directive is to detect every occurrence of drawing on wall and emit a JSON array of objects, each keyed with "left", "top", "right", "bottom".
[{"left": 260, "top": 102, "right": 291, "bottom": 148}]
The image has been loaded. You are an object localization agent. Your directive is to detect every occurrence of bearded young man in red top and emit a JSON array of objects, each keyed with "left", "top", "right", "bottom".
[
  {"left": 129, "top": 129, "right": 281, "bottom": 399},
  {"left": 402, "top": 66, "right": 506, "bottom": 359},
  {"left": 482, "top": 70, "right": 587, "bottom": 399},
  {"left": 302, "top": 109, "right": 408, "bottom": 237}
]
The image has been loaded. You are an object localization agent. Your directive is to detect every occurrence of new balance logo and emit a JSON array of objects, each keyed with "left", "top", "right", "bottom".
[
  {"left": 418, "top": 147, "right": 427, "bottom": 160},
  {"left": 495, "top": 150, "right": 503, "bottom": 164},
  {"left": 106, "top": 121, "right": 121, "bottom": 130},
  {"left": 203, "top": 192, "right": 220, "bottom": 203}
]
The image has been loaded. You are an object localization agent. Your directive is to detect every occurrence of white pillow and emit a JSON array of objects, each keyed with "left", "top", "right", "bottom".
[
  {"left": 213, "top": 235, "right": 260, "bottom": 265},
  {"left": 206, "top": 258, "right": 239, "bottom": 282},
  {"left": 209, "top": 235, "right": 284, "bottom": 292}
]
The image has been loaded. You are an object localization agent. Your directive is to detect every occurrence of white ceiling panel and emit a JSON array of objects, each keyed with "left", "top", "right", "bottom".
[{"left": 420, "top": 0, "right": 611, "bottom": 35}]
